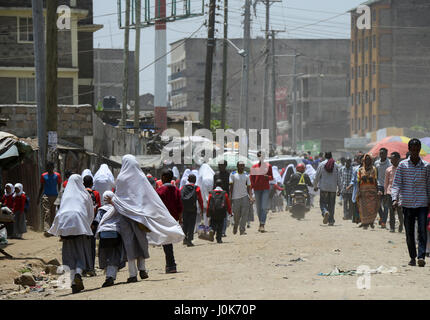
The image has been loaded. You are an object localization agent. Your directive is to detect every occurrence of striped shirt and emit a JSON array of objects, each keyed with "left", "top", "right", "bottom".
[{"left": 391, "top": 158, "right": 430, "bottom": 208}]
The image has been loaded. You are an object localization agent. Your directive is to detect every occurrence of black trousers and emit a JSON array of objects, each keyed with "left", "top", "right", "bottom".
[
  {"left": 162, "top": 244, "right": 176, "bottom": 269},
  {"left": 210, "top": 218, "right": 224, "bottom": 242},
  {"left": 403, "top": 207, "right": 428, "bottom": 260},
  {"left": 182, "top": 211, "right": 197, "bottom": 242}
]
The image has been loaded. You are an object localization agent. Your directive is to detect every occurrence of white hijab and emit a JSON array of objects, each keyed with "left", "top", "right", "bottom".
[
  {"left": 305, "top": 164, "right": 317, "bottom": 183},
  {"left": 272, "top": 166, "right": 283, "bottom": 184},
  {"left": 93, "top": 164, "right": 115, "bottom": 203},
  {"left": 192, "top": 169, "right": 199, "bottom": 181},
  {"left": 111, "top": 154, "right": 184, "bottom": 246},
  {"left": 282, "top": 164, "right": 296, "bottom": 184},
  {"left": 95, "top": 191, "right": 120, "bottom": 238},
  {"left": 179, "top": 169, "right": 191, "bottom": 189},
  {"left": 172, "top": 166, "right": 180, "bottom": 180},
  {"left": 13, "top": 183, "right": 24, "bottom": 198},
  {"left": 197, "top": 163, "right": 215, "bottom": 206},
  {"left": 4, "top": 183, "right": 14, "bottom": 196},
  {"left": 81, "top": 169, "right": 93, "bottom": 180},
  {"left": 48, "top": 174, "right": 94, "bottom": 237}
]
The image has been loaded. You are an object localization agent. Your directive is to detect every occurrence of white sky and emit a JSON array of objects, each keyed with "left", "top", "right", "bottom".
[{"left": 92, "top": 0, "right": 364, "bottom": 95}]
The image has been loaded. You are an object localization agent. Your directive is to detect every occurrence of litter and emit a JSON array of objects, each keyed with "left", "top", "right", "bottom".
[
  {"left": 275, "top": 264, "right": 293, "bottom": 267},
  {"left": 334, "top": 249, "right": 341, "bottom": 252},
  {"left": 289, "top": 257, "right": 306, "bottom": 262},
  {"left": 318, "top": 265, "right": 398, "bottom": 276}
]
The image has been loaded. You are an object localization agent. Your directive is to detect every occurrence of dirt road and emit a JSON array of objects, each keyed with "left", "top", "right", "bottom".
[{"left": 2, "top": 202, "right": 430, "bottom": 300}]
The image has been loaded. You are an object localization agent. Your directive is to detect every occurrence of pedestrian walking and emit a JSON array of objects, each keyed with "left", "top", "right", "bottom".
[
  {"left": 340, "top": 158, "right": 354, "bottom": 220},
  {"left": 375, "top": 148, "right": 391, "bottom": 228},
  {"left": 1, "top": 183, "right": 14, "bottom": 237},
  {"left": 197, "top": 164, "right": 215, "bottom": 228},
  {"left": 229, "top": 161, "right": 253, "bottom": 236},
  {"left": 347, "top": 154, "right": 364, "bottom": 224},
  {"left": 37, "top": 161, "right": 62, "bottom": 236},
  {"left": 384, "top": 152, "right": 403, "bottom": 233},
  {"left": 93, "top": 164, "right": 115, "bottom": 204},
  {"left": 48, "top": 174, "right": 94, "bottom": 294},
  {"left": 179, "top": 169, "right": 191, "bottom": 190},
  {"left": 313, "top": 152, "right": 342, "bottom": 226},
  {"left": 156, "top": 170, "right": 183, "bottom": 273},
  {"left": 207, "top": 179, "right": 232, "bottom": 243},
  {"left": 213, "top": 160, "right": 230, "bottom": 237},
  {"left": 250, "top": 151, "right": 273, "bottom": 233},
  {"left": 391, "top": 139, "right": 430, "bottom": 267},
  {"left": 93, "top": 191, "right": 126, "bottom": 288},
  {"left": 180, "top": 174, "right": 204, "bottom": 246},
  {"left": 11, "top": 183, "right": 27, "bottom": 239}
]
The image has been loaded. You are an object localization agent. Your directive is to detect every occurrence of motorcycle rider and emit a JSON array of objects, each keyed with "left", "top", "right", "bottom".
[{"left": 287, "top": 163, "right": 313, "bottom": 207}]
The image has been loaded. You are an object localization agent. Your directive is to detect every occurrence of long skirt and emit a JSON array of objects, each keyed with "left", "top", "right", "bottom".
[
  {"left": 119, "top": 216, "right": 150, "bottom": 261},
  {"left": 62, "top": 235, "right": 93, "bottom": 271},
  {"left": 357, "top": 184, "right": 379, "bottom": 225},
  {"left": 12, "top": 211, "right": 27, "bottom": 236},
  {"left": 98, "top": 236, "right": 127, "bottom": 270}
]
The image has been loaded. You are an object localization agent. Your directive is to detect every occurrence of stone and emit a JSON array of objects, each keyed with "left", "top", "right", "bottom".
[
  {"left": 47, "top": 258, "right": 60, "bottom": 266},
  {"left": 14, "top": 272, "right": 36, "bottom": 287},
  {"left": 44, "top": 265, "right": 59, "bottom": 275}
]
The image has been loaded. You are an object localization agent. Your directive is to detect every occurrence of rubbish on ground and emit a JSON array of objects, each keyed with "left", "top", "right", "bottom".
[
  {"left": 388, "top": 240, "right": 394, "bottom": 244},
  {"left": 289, "top": 257, "right": 306, "bottom": 262},
  {"left": 275, "top": 263, "right": 293, "bottom": 267},
  {"left": 318, "top": 265, "right": 398, "bottom": 276},
  {"left": 334, "top": 249, "right": 341, "bottom": 252}
]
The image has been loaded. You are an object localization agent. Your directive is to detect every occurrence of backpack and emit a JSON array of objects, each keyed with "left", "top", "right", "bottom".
[
  {"left": 24, "top": 196, "right": 30, "bottom": 211},
  {"left": 147, "top": 176, "right": 156, "bottom": 188},
  {"left": 208, "top": 190, "right": 227, "bottom": 220},
  {"left": 181, "top": 185, "right": 197, "bottom": 212},
  {"left": 86, "top": 188, "right": 97, "bottom": 207}
]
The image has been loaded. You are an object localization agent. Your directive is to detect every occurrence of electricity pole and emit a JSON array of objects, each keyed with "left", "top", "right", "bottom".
[
  {"left": 261, "top": 0, "right": 270, "bottom": 130},
  {"left": 240, "top": 0, "right": 251, "bottom": 131},
  {"left": 292, "top": 51, "right": 297, "bottom": 151},
  {"left": 203, "top": 0, "right": 217, "bottom": 130},
  {"left": 271, "top": 30, "right": 277, "bottom": 149},
  {"left": 121, "top": 0, "right": 130, "bottom": 129},
  {"left": 134, "top": 0, "right": 141, "bottom": 134},
  {"left": 221, "top": 0, "right": 228, "bottom": 130},
  {"left": 31, "top": 0, "right": 46, "bottom": 231}
]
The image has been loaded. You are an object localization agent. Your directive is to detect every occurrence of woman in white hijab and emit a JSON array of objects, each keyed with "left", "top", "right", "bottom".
[
  {"left": 172, "top": 166, "right": 180, "bottom": 181},
  {"left": 81, "top": 169, "right": 93, "bottom": 180},
  {"left": 93, "top": 164, "right": 115, "bottom": 204},
  {"left": 105, "top": 155, "right": 184, "bottom": 282},
  {"left": 94, "top": 191, "right": 126, "bottom": 288},
  {"left": 305, "top": 164, "right": 318, "bottom": 207},
  {"left": 196, "top": 163, "right": 215, "bottom": 226},
  {"left": 12, "top": 183, "right": 27, "bottom": 239},
  {"left": 48, "top": 174, "right": 94, "bottom": 294},
  {"left": 179, "top": 168, "right": 191, "bottom": 190}
]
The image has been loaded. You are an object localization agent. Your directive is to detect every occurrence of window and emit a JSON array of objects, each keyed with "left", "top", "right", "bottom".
[
  {"left": 18, "top": 17, "right": 33, "bottom": 43},
  {"left": 372, "top": 61, "right": 376, "bottom": 74},
  {"left": 372, "top": 88, "right": 376, "bottom": 101},
  {"left": 373, "top": 35, "right": 376, "bottom": 48},
  {"left": 17, "top": 78, "right": 36, "bottom": 102},
  {"left": 365, "top": 64, "right": 368, "bottom": 77},
  {"left": 365, "top": 90, "right": 368, "bottom": 103}
]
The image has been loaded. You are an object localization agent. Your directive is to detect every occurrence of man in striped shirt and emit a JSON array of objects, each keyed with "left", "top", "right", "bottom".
[{"left": 391, "top": 139, "right": 430, "bottom": 267}]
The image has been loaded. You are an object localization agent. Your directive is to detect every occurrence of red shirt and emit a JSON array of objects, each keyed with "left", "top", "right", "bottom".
[
  {"left": 62, "top": 180, "right": 68, "bottom": 189},
  {"left": 12, "top": 194, "right": 26, "bottom": 213},
  {"left": 179, "top": 184, "right": 204, "bottom": 212},
  {"left": 156, "top": 184, "right": 183, "bottom": 221},
  {"left": 206, "top": 189, "right": 232, "bottom": 216},
  {"left": 155, "top": 180, "right": 163, "bottom": 189},
  {"left": 86, "top": 188, "right": 101, "bottom": 213},
  {"left": 250, "top": 162, "right": 273, "bottom": 190},
  {"left": 1, "top": 194, "right": 14, "bottom": 209}
]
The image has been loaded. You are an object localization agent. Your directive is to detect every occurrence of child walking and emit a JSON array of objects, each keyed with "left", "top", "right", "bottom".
[
  {"left": 12, "top": 184, "right": 27, "bottom": 239},
  {"left": 207, "top": 179, "right": 232, "bottom": 243}
]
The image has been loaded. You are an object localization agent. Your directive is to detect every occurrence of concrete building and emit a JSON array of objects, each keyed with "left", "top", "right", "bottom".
[
  {"left": 93, "top": 48, "right": 135, "bottom": 108},
  {"left": 350, "top": 0, "right": 430, "bottom": 137},
  {"left": 0, "top": 0, "right": 102, "bottom": 106},
  {"left": 168, "top": 38, "right": 350, "bottom": 148}
]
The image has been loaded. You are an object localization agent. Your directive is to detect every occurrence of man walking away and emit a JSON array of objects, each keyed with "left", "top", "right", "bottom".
[
  {"left": 375, "top": 148, "right": 391, "bottom": 228},
  {"left": 207, "top": 179, "right": 232, "bottom": 243},
  {"left": 180, "top": 174, "right": 204, "bottom": 246},
  {"left": 340, "top": 158, "right": 354, "bottom": 220},
  {"left": 230, "top": 161, "right": 253, "bottom": 236},
  {"left": 313, "top": 152, "right": 342, "bottom": 226},
  {"left": 384, "top": 152, "right": 403, "bottom": 233},
  {"left": 156, "top": 170, "right": 183, "bottom": 273},
  {"left": 250, "top": 151, "right": 273, "bottom": 233},
  {"left": 391, "top": 139, "right": 430, "bottom": 267},
  {"left": 37, "top": 162, "right": 62, "bottom": 237},
  {"left": 214, "top": 160, "right": 230, "bottom": 237}
]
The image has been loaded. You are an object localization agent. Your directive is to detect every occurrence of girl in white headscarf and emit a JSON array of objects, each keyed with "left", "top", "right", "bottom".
[
  {"left": 197, "top": 163, "right": 215, "bottom": 226},
  {"left": 11, "top": 183, "right": 27, "bottom": 239},
  {"left": 48, "top": 174, "right": 94, "bottom": 294},
  {"left": 179, "top": 168, "right": 191, "bottom": 190},
  {"left": 172, "top": 166, "right": 180, "bottom": 183},
  {"left": 94, "top": 191, "right": 126, "bottom": 288},
  {"left": 93, "top": 164, "right": 115, "bottom": 204},
  {"left": 305, "top": 164, "right": 318, "bottom": 207},
  {"left": 105, "top": 155, "right": 184, "bottom": 283},
  {"left": 81, "top": 169, "right": 93, "bottom": 180}
]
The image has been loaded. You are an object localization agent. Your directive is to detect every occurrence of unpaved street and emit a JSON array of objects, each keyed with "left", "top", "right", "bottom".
[{"left": 1, "top": 202, "right": 430, "bottom": 300}]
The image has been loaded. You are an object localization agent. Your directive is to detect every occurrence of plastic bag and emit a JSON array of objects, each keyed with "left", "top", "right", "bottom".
[{"left": 197, "top": 224, "right": 214, "bottom": 242}]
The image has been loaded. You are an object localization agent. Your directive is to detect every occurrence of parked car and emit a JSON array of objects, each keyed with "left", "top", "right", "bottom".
[{"left": 267, "top": 156, "right": 304, "bottom": 169}]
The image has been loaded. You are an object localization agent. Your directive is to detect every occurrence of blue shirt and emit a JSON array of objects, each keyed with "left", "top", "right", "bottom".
[{"left": 40, "top": 172, "right": 62, "bottom": 196}]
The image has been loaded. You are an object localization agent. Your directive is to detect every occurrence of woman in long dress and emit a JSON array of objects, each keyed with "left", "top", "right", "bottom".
[
  {"left": 48, "top": 174, "right": 94, "bottom": 294},
  {"left": 356, "top": 154, "right": 379, "bottom": 230},
  {"left": 105, "top": 155, "right": 184, "bottom": 282},
  {"left": 93, "top": 164, "right": 115, "bottom": 204},
  {"left": 12, "top": 183, "right": 27, "bottom": 239},
  {"left": 196, "top": 164, "right": 215, "bottom": 227}
]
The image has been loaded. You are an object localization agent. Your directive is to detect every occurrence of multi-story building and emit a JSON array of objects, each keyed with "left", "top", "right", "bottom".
[
  {"left": 169, "top": 38, "right": 350, "bottom": 149},
  {"left": 350, "top": 0, "right": 430, "bottom": 137},
  {"left": 0, "top": 0, "right": 102, "bottom": 106}
]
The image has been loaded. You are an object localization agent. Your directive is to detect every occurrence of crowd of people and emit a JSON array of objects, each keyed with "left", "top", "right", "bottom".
[{"left": 1, "top": 138, "right": 430, "bottom": 293}]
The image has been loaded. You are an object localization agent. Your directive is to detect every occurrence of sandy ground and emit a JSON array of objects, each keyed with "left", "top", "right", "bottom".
[{"left": 1, "top": 200, "right": 430, "bottom": 300}]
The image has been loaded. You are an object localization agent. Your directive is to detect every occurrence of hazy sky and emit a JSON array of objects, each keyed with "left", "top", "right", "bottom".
[{"left": 92, "top": 0, "right": 364, "bottom": 95}]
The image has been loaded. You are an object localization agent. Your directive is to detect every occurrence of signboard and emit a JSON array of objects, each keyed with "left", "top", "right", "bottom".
[
  {"left": 297, "top": 140, "right": 321, "bottom": 154},
  {"left": 344, "top": 137, "right": 370, "bottom": 149},
  {"left": 48, "top": 131, "right": 58, "bottom": 149}
]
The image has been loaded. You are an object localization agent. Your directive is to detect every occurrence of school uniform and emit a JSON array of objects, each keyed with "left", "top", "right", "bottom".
[
  {"left": 12, "top": 184, "right": 27, "bottom": 238},
  {"left": 2, "top": 184, "right": 15, "bottom": 237},
  {"left": 207, "top": 187, "right": 232, "bottom": 243}
]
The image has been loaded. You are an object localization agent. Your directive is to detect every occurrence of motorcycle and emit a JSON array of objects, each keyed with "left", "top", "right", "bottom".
[{"left": 288, "top": 189, "right": 311, "bottom": 220}]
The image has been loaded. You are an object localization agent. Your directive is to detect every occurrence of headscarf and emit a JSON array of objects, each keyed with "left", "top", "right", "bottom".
[
  {"left": 305, "top": 164, "right": 316, "bottom": 183},
  {"left": 358, "top": 154, "right": 377, "bottom": 185},
  {"left": 179, "top": 169, "right": 191, "bottom": 189},
  {"left": 95, "top": 191, "right": 120, "bottom": 237},
  {"left": 172, "top": 166, "right": 180, "bottom": 180},
  {"left": 272, "top": 166, "right": 283, "bottom": 184},
  {"left": 4, "top": 183, "right": 14, "bottom": 196},
  {"left": 93, "top": 164, "right": 115, "bottom": 203},
  {"left": 191, "top": 169, "right": 199, "bottom": 182},
  {"left": 197, "top": 163, "right": 215, "bottom": 207},
  {"left": 111, "top": 155, "right": 184, "bottom": 246},
  {"left": 282, "top": 164, "right": 296, "bottom": 184},
  {"left": 324, "top": 158, "right": 335, "bottom": 173},
  {"left": 48, "top": 174, "right": 94, "bottom": 237},
  {"left": 13, "top": 183, "right": 24, "bottom": 198},
  {"left": 81, "top": 169, "right": 93, "bottom": 180}
]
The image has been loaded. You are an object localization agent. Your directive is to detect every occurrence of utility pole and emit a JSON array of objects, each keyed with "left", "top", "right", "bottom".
[
  {"left": 221, "top": 0, "right": 228, "bottom": 130},
  {"left": 292, "top": 50, "right": 297, "bottom": 151},
  {"left": 240, "top": 0, "right": 251, "bottom": 131},
  {"left": 46, "top": 0, "right": 58, "bottom": 162},
  {"left": 203, "top": 0, "right": 217, "bottom": 130},
  {"left": 261, "top": 0, "right": 270, "bottom": 130},
  {"left": 121, "top": 0, "right": 130, "bottom": 129},
  {"left": 134, "top": 0, "right": 141, "bottom": 134},
  {"left": 271, "top": 30, "right": 277, "bottom": 149},
  {"left": 31, "top": 0, "right": 46, "bottom": 231}
]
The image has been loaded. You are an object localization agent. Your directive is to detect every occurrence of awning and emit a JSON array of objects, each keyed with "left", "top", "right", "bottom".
[{"left": 109, "top": 154, "right": 163, "bottom": 169}]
